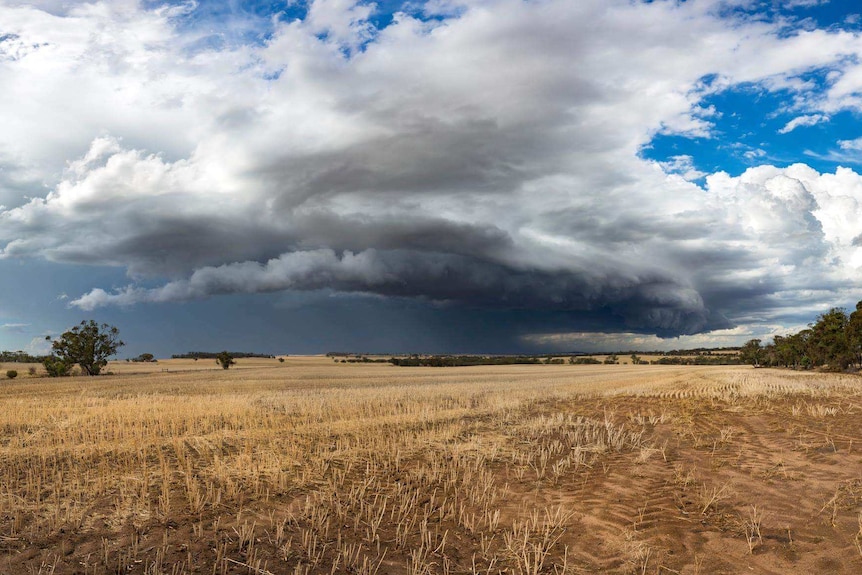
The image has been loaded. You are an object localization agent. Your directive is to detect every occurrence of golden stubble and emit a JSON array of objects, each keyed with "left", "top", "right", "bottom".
[{"left": 2, "top": 359, "right": 861, "bottom": 574}]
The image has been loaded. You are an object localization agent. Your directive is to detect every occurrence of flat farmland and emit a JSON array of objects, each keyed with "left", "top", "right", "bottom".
[{"left": 2, "top": 359, "right": 862, "bottom": 574}]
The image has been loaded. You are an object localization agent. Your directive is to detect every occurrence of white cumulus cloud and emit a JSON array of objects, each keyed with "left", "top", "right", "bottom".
[{"left": 778, "top": 114, "right": 828, "bottom": 134}]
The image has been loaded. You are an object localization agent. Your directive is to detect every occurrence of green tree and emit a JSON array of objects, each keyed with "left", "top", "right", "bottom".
[
  {"left": 771, "top": 335, "right": 788, "bottom": 367},
  {"left": 847, "top": 301, "right": 862, "bottom": 369},
  {"left": 216, "top": 351, "right": 235, "bottom": 370},
  {"left": 807, "top": 308, "right": 851, "bottom": 370},
  {"left": 47, "top": 320, "right": 124, "bottom": 376},
  {"left": 740, "top": 339, "right": 763, "bottom": 367},
  {"left": 792, "top": 330, "right": 813, "bottom": 369}
]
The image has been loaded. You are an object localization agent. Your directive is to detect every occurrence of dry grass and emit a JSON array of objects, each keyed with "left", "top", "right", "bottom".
[{"left": 1, "top": 359, "right": 862, "bottom": 574}]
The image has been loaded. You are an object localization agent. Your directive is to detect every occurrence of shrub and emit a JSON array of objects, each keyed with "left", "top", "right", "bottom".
[
  {"left": 6, "top": 370, "right": 17, "bottom": 379},
  {"left": 28, "top": 367, "right": 36, "bottom": 376},
  {"left": 43, "top": 358, "right": 71, "bottom": 377},
  {"left": 216, "top": 351, "right": 235, "bottom": 370}
]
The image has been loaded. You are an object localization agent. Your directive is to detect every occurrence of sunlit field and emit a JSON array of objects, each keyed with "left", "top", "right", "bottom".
[{"left": 2, "top": 358, "right": 862, "bottom": 574}]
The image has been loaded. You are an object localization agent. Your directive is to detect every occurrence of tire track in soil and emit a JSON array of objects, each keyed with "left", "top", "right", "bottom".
[
  {"left": 663, "top": 395, "right": 862, "bottom": 574},
  {"left": 562, "top": 447, "right": 697, "bottom": 573},
  {"left": 556, "top": 389, "right": 862, "bottom": 574}
]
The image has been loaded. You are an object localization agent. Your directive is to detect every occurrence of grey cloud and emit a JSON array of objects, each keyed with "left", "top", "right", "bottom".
[
  {"left": 0, "top": 150, "right": 45, "bottom": 210},
  {"left": 288, "top": 213, "right": 515, "bottom": 260},
  {"left": 57, "top": 215, "right": 297, "bottom": 277},
  {"left": 72, "top": 247, "right": 718, "bottom": 335},
  {"left": 2, "top": 1, "right": 862, "bottom": 341},
  {"left": 543, "top": 210, "right": 716, "bottom": 245},
  {"left": 262, "top": 121, "right": 538, "bottom": 208}
]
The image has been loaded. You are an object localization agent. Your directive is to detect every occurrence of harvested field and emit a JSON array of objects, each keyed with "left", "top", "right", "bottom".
[{"left": 2, "top": 358, "right": 862, "bottom": 574}]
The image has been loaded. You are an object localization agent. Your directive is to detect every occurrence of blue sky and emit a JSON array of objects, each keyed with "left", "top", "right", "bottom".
[
  {"left": 644, "top": 79, "right": 862, "bottom": 179},
  {"left": 3, "top": 0, "right": 862, "bottom": 357}
]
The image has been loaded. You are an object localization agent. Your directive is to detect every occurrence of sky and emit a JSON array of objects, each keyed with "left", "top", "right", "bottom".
[{"left": 2, "top": 0, "right": 862, "bottom": 357}]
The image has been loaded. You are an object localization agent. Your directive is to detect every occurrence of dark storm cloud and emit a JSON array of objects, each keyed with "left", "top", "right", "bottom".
[
  {"left": 288, "top": 213, "right": 515, "bottom": 259},
  {"left": 71, "top": 247, "right": 719, "bottom": 335}
]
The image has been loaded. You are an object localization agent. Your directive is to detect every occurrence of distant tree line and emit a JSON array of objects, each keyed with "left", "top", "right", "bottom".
[
  {"left": 651, "top": 355, "right": 742, "bottom": 366},
  {"left": 570, "top": 356, "right": 602, "bottom": 365},
  {"left": 390, "top": 355, "right": 543, "bottom": 367},
  {"left": 655, "top": 348, "right": 739, "bottom": 356},
  {"left": 0, "top": 350, "right": 50, "bottom": 363},
  {"left": 171, "top": 351, "right": 277, "bottom": 359},
  {"left": 335, "top": 356, "right": 391, "bottom": 364},
  {"left": 388, "top": 352, "right": 747, "bottom": 368},
  {"left": 740, "top": 302, "right": 862, "bottom": 371}
]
